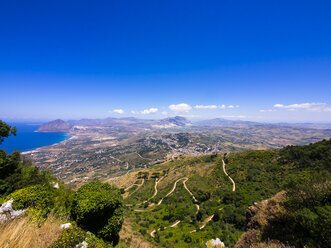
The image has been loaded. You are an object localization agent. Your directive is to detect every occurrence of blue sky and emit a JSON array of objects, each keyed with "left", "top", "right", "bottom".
[{"left": 1, "top": 0, "right": 330, "bottom": 122}]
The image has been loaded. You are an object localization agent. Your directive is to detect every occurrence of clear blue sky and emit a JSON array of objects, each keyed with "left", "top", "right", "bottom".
[{"left": 1, "top": 0, "right": 330, "bottom": 122}]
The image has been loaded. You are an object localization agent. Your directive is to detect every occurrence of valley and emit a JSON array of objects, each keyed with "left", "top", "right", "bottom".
[{"left": 22, "top": 117, "right": 331, "bottom": 186}]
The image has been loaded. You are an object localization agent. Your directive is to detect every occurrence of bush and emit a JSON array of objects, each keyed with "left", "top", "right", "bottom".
[
  {"left": 49, "top": 224, "right": 110, "bottom": 248},
  {"left": 49, "top": 225, "right": 86, "bottom": 248},
  {"left": 6, "top": 184, "right": 54, "bottom": 210},
  {"left": 71, "top": 181, "right": 123, "bottom": 245},
  {"left": 0, "top": 150, "right": 53, "bottom": 197},
  {"left": 5, "top": 184, "right": 55, "bottom": 223}
]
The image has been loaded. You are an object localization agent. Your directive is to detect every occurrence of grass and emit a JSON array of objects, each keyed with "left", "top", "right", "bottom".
[{"left": 0, "top": 214, "right": 62, "bottom": 248}]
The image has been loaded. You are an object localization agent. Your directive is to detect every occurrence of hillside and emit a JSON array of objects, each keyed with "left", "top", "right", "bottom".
[
  {"left": 1, "top": 120, "right": 330, "bottom": 248},
  {"left": 112, "top": 139, "right": 330, "bottom": 248}
]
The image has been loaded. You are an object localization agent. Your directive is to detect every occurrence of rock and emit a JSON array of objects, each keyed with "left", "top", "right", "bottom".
[
  {"left": 76, "top": 241, "right": 88, "bottom": 248},
  {"left": 0, "top": 199, "right": 26, "bottom": 223},
  {"left": 60, "top": 223, "right": 71, "bottom": 229}
]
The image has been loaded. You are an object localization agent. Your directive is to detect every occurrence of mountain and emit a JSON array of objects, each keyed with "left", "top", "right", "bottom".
[
  {"left": 37, "top": 119, "right": 71, "bottom": 132},
  {"left": 39, "top": 116, "right": 191, "bottom": 132},
  {"left": 196, "top": 118, "right": 257, "bottom": 127},
  {"left": 154, "top": 116, "right": 191, "bottom": 128}
]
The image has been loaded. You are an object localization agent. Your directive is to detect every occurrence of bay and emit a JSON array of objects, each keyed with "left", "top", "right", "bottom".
[{"left": 0, "top": 123, "right": 70, "bottom": 154}]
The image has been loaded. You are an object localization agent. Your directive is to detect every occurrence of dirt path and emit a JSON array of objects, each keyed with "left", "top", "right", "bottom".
[
  {"left": 189, "top": 214, "right": 215, "bottom": 233},
  {"left": 125, "top": 178, "right": 145, "bottom": 192},
  {"left": 131, "top": 175, "right": 165, "bottom": 210},
  {"left": 141, "top": 176, "right": 164, "bottom": 204},
  {"left": 150, "top": 220, "right": 181, "bottom": 237},
  {"left": 109, "top": 155, "right": 123, "bottom": 163},
  {"left": 135, "top": 177, "right": 200, "bottom": 213},
  {"left": 183, "top": 178, "right": 197, "bottom": 202},
  {"left": 182, "top": 178, "right": 199, "bottom": 213},
  {"left": 195, "top": 204, "right": 200, "bottom": 214},
  {"left": 157, "top": 177, "right": 186, "bottom": 205},
  {"left": 222, "top": 159, "right": 236, "bottom": 191},
  {"left": 199, "top": 214, "right": 214, "bottom": 230},
  {"left": 136, "top": 176, "right": 214, "bottom": 236},
  {"left": 136, "top": 152, "right": 152, "bottom": 161}
]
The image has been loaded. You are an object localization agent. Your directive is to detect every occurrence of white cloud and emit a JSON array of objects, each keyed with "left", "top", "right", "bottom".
[
  {"left": 194, "top": 104, "right": 239, "bottom": 109},
  {"left": 131, "top": 110, "right": 137, "bottom": 114},
  {"left": 194, "top": 105, "right": 218, "bottom": 109},
  {"left": 141, "top": 108, "right": 158, "bottom": 114},
  {"left": 273, "top": 102, "right": 330, "bottom": 112},
  {"left": 161, "top": 111, "right": 168, "bottom": 115},
  {"left": 169, "top": 103, "right": 192, "bottom": 113},
  {"left": 110, "top": 109, "right": 124, "bottom": 114}
]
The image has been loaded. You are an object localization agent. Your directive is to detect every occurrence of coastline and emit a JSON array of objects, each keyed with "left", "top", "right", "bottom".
[{"left": 21, "top": 133, "right": 73, "bottom": 155}]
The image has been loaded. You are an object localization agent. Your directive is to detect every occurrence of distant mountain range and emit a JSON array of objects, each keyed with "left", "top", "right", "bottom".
[
  {"left": 38, "top": 117, "right": 331, "bottom": 132},
  {"left": 37, "top": 116, "right": 192, "bottom": 132}
]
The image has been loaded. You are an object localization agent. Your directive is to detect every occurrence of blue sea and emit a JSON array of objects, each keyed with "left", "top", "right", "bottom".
[{"left": 0, "top": 123, "right": 70, "bottom": 154}]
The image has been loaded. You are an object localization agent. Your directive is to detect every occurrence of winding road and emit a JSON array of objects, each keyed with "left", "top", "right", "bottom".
[
  {"left": 150, "top": 220, "right": 181, "bottom": 237},
  {"left": 157, "top": 177, "right": 186, "bottom": 205},
  {"left": 125, "top": 178, "right": 145, "bottom": 192},
  {"left": 136, "top": 152, "right": 152, "bottom": 161},
  {"left": 132, "top": 172, "right": 222, "bottom": 237},
  {"left": 142, "top": 176, "right": 164, "bottom": 204},
  {"left": 183, "top": 178, "right": 199, "bottom": 213},
  {"left": 222, "top": 159, "right": 236, "bottom": 192}
]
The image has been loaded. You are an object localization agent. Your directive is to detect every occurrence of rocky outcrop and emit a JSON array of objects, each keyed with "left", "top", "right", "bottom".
[
  {"left": 235, "top": 192, "right": 292, "bottom": 248},
  {"left": 38, "top": 119, "right": 71, "bottom": 132},
  {"left": 0, "top": 199, "right": 26, "bottom": 223}
]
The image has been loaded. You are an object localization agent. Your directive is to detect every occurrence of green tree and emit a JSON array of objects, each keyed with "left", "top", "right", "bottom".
[
  {"left": 0, "top": 120, "right": 17, "bottom": 144},
  {"left": 0, "top": 121, "right": 53, "bottom": 197},
  {"left": 71, "top": 181, "right": 124, "bottom": 245}
]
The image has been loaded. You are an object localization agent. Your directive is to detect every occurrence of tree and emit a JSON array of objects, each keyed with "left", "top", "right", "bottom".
[
  {"left": 0, "top": 121, "right": 52, "bottom": 196},
  {"left": 0, "top": 120, "right": 17, "bottom": 144},
  {"left": 71, "top": 181, "right": 124, "bottom": 245}
]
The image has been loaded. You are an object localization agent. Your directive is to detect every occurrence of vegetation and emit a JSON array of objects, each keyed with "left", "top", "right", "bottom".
[
  {"left": 49, "top": 224, "right": 110, "bottom": 248},
  {"left": 0, "top": 120, "right": 17, "bottom": 145},
  {"left": 262, "top": 171, "right": 330, "bottom": 247},
  {"left": 0, "top": 120, "right": 330, "bottom": 247},
  {"left": 120, "top": 139, "right": 330, "bottom": 247},
  {"left": 0, "top": 121, "right": 123, "bottom": 247},
  {"left": 72, "top": 181, "right": 123, "bottom": 245}
]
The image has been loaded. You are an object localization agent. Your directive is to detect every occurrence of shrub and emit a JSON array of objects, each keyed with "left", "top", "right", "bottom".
[
  {"left": 6, "top": 184, "right": 54, "bottom": 210},
  {"left": 49, "top": 225, "right": 86, "bottom": 248},
  {"left": 5, "top": 184, "right": 55, "bottom": 224},
  {"left": 71, "top": 181, "right": 123, "bottom": 245}
]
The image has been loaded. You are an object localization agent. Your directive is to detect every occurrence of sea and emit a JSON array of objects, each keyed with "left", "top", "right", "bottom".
[{"left": 0, "top": 123, "right": 70, "bottom": 154}]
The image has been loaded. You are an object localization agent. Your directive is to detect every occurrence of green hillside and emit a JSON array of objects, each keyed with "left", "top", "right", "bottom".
[
  {"left": 120, "top": 139, "right": 330, "bottom": 248},
  {"left": 0, "top": 121, "right": 123, "bottom": 248},
  {"left": 1, "top": 120, "right": 330, "bottom": 248}
]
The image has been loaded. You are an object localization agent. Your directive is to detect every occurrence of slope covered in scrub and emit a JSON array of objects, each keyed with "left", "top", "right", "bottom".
[{"left": 117, "top": 139, "right": 330, "bottom": 247}]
